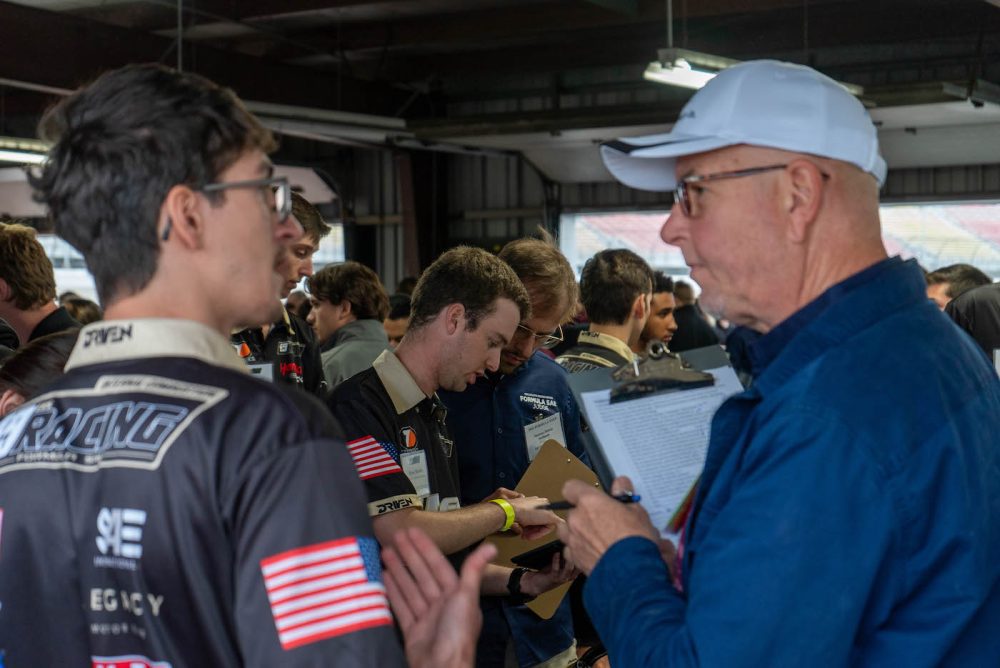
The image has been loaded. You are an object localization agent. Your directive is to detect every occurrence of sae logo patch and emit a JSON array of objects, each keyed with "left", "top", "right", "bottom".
[{"left": 400, "top": 427, "right": 418, "bottom": 449}]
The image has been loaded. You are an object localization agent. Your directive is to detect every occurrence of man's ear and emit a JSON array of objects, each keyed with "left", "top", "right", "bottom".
[
  {"left": 632, "top": 292, "right": 649, "bottom": 320},
  {"left": 0, "top": 278, "right": 11, "bottom": 304},
  {"left": 784, "top": 159, "right": 826, "bottom": 244},
  {"left": 442, "top": 303, "right": 466, "bottom": 335},
  {"left": 159, "top": 184, "right": 206, "bottom": 249},
  {"left": 339, "top": 300, "right": 353, "bottom": 318},
  {"left": 0, "top": 389, "right": 25, "bottom": 417}
]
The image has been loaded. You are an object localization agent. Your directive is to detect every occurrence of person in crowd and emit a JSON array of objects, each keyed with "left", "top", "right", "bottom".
[
  {"left": 925, "top": 262, "right": 992, "bottom": 309},
  {"left": 307, "top": 260, "right": 391, "bottom": 388},
  {"left": 285, "top": 287, "right": 309, "bottom": 318},
  {"left": 385, "top": 293, "right": 412, "bottom": 349},
  {"left": 668, "top": 280, "right": 720, "bottom": 352},
  {"left": 62, "top": 296, "right": 103, "bottom": 325},
  {"left": 327, "top": 246, "right": 571, "bottom": 602},
  {"left": 4, "top": 63, "right": 405, "bottom": 665},
  {"left": 551, "top": 59, "right": 1000, "bottom": 666},
  {"left": 0, "top": 222, "right": 81, "bottom": 345},
  {"left": 396, "top": 275, "right": 418, "bottom": 296},
  {"left": 632, "top": 270, "right": 678, "bottom": 354},
  {"left": 0, "top": 328, "right": 79, "bottom": 416},
  {"left": 944, "top": 281, "right": 1000, "bottom": 358},
  {"left": 440, "top": 237, "right": 586, "bottom": 668},
  {"left": 554, "top": 249, "right": 652, "bottom": 372},
  {"left": 232, "top": 191, "right": 328, "bottom": 393}
]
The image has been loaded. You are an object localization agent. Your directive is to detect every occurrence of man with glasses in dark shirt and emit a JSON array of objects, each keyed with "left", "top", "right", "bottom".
[
  {"left": 440, "top": 237, "right": 587, "bottom": 668},
  {"left": 2, "top": 63, "right": 403, "bottom": 666}
]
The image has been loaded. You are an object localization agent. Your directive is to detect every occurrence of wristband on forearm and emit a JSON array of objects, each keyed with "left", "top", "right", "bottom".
[{"left": 489, "top": 498, "right": 516, "bottom": 532}]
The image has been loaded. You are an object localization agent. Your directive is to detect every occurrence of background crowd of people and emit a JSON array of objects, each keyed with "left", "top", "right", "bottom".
[{"left": 0, "top": 58, "right": 997, "bottom": 668}]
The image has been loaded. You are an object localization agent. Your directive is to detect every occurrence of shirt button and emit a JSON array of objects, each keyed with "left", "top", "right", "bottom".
[
  {"left": 497, "top": 427, "right": 503, "bottom": 434},
  {"left": 499, "top": 472, "right": 506, "bottom": 479}
]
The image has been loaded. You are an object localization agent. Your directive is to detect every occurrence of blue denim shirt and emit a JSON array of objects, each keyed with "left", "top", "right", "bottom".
[
  {"left": 441, "top": 351, "right": 589, "bottom": 667},
  {"left": 584, "top": 258, "right": 1000, "bottom": 666}
]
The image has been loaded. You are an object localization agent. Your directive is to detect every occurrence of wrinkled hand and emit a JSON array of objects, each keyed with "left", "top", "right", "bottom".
[
  {"left": 519, "top": 551, "right": 580, "bottom": 598},
  {"left": 557, "top": 476, "right": 660, "bottom": 575},
  {"left": 382, "top": 527, "right": 495, "bottom": 668},
  {"left": 509, "top": 496, "right": 561, "bottom": 540}
]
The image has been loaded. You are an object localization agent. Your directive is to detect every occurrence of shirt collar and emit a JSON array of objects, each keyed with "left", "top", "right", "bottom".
[
  {"left": 578, "top": 329, "right": 637, "bottom": 362},
  {"left": 372, "top": 348, "right": 431, "bottom": 414},
  {"left": 749, "top": 257, "right": 923, "bottom": 394},
  {"left": 65, "top": 318, "right": 249, "bottom": 374}
]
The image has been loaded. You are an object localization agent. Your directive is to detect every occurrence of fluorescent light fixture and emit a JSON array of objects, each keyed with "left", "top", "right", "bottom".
[
  {"left": 643, "top": 47, "right": 864, "bottom": 97},
  {"left": 0, "top": 137, "right": 50, "bottom": 165},
  {"left": 0, "top": 150, "right": 46, "bottom": 165},
  {"left": 644, "top": 48, "right": 740, "bottom": 90},
  {"left": 644, "top": 58, "right": 717, "bottom": 89}
]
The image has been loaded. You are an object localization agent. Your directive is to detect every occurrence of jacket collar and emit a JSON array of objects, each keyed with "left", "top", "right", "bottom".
[
  {"left": 372, "top": 348, "right": 430, "bottom": 414},
  {"left": 65, "top": 319, "right": 248, "bottom": 374}
]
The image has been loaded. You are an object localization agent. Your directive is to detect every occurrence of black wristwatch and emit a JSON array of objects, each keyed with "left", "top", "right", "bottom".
[{"left": 506, "top": 567, "right": 535, "bottom": 604}]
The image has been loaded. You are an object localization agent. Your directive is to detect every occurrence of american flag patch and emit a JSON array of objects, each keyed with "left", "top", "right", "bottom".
[
  {"left": 261, "top": 536, "right": 392, "bottom": 650},
  {"left": 346, "top": 435, "right": 403, "bottom": 480}
]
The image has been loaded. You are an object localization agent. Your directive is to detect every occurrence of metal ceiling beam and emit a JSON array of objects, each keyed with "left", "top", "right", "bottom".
[{"left": 0, "top": 0, "right": 406, "bottom": 116}]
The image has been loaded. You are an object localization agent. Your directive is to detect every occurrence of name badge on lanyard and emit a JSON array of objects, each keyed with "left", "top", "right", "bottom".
[
  {"left": 401, "top": 450, "right": 431, "bottom": 497},
  {"left": 523, "top": 412, "right": 566, "bottom": 462},
  {"left": 247, "top": 362, "right": 275, "bottom": 382}
]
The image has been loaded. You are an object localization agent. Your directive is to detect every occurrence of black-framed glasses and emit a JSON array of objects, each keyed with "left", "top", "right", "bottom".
[
  {"left": 673, "top": 164, "right": 788, "bottom": 217},
  {"left": 515, "top": 322, "right": 563, "bottom": 349},
  {"left": 200, "top": 176, "right": 292, "bottom": 221}
]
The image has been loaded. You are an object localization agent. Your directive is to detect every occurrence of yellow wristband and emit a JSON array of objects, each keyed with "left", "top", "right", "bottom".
[{"left": 490, "top": 498, "right": 516, "bottom": 532}]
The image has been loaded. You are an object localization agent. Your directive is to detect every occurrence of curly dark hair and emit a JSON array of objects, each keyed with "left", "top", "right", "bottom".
[
  {"left": 30, "top": 64, "right": 275, "bottom": 305},
  {"left": 308, "top": 261, "right": 390, "bottom": 321}
]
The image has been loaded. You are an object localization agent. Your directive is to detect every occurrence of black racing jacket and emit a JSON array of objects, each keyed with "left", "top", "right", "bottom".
[{"left": 0, "top": 319, "right": 404, "bottom": 667}]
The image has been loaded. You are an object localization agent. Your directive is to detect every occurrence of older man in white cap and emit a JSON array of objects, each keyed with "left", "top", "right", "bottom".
[{"left": 551, "top": 60, "right": 1000, "bottom": 666}]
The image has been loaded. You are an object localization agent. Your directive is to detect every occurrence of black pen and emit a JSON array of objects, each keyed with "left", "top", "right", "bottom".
[{"left": 540, "top": 492, "right": 641, "bottom": 511}]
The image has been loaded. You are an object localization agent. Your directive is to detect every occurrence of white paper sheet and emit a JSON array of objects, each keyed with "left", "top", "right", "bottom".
[{"left": 579, "top": 366, "right": 743, "bottom": 536}]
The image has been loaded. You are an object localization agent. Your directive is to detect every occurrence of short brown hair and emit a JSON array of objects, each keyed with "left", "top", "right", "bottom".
[
  {"left": 291, "top": 192, "right": 331, "bottom": 245},
  {"left": 410, "top": 246, "right": 530, "bottom": 332},
  {"left": 498, "top": 236, "right": 578, "bottom": 322},
  {"left": 579, "top": 249, "right": 653, "bottom": 325},
  {"left": 63, "top": 297, "right": 103, "bottom": 325},
  {"left": 0, "top": 223, "right": 57, "bottom": 310},
  {"left": 308, "top": 261, "right": 389, "bottom": 321}
]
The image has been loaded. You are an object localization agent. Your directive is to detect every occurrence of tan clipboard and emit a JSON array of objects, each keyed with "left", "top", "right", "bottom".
[{"left": 485, "top": 439, "right": 601, "bottom": 619}]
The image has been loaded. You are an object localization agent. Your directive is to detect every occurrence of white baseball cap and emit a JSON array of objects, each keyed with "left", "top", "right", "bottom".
[{"left": 601, "top": 60, "right": 887, "bottom": 191}]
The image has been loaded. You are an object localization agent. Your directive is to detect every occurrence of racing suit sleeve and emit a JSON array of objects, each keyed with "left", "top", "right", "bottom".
[
  {"left": 582, "top": 402, "right": 895, "bottom": 667},
  {"left": 222, "top": 433, "right": 406, "bottom": 666},
  {"left": 329, "top": 392, "right": 424, "bottom": 517}
]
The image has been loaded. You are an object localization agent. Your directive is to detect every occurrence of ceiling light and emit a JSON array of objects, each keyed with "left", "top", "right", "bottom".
[
  {"left": 644, "top": 48, "right": 739, "bottom": 90},
  {"left": 0, "top": 137, "right": 50, "bottom": 165}
]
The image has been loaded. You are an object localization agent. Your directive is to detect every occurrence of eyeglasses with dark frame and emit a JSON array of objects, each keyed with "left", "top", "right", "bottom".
[
  {"left": 673, "top": 163, "right": 788, "bottom": 218},
  {"left": 200, "top": 176, "right": 292, "bottom": 221},
  {"left": 515, "top": 322, "right": 564, "bottom": 349},
  {"left": 160, "top": 176, "right": 293, "bottom": 241}
]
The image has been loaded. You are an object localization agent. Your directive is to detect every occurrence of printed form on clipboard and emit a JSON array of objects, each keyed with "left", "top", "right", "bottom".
[{"left": 577, "top": 351, "right": 743, "bottom": 539}]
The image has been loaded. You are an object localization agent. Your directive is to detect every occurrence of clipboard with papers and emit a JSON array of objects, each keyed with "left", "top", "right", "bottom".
[
  {"left": 484, "top": 439, "right": 599, "bottom": 619},
  {"left": 567, "top": 344, "right": 744, "bottom": 538}
]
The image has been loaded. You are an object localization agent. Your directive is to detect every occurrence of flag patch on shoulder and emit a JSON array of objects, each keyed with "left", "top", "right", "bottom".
[
  {"left": 261, "top": 536, "right": 392, "bottom": 650},
  {"left": 345, "top": 436, "right": 403, "bottom": 480}
]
